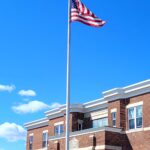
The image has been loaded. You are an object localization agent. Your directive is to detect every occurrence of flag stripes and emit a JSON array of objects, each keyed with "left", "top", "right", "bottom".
[{"left": 71, "top": 0, "right": 106, "bottom": 27}]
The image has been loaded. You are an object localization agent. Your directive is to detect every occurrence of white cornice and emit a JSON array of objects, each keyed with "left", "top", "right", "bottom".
[
  {"left": 45, "top": 104, "right": 84, "bottom": 119},
  {"left": 83, "top": 98, "right": 108, "bottom": 112},
  {"left": 24, "top": 118, "right": 49, "bottom": 130},
  {"left": 103, "top": 79, "right": 150, "bottom": 101},
  {"left": 25, "top": 79, "right": 150, "bottom": 131}
]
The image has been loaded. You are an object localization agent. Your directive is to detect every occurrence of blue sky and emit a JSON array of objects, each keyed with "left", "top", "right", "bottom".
[{"left": 0, "top": 0, "right": 150, "bottom": 149}]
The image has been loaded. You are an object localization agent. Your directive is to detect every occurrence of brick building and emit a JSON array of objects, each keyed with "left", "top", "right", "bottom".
[{"left": 25, "top": 79, "right": 150, "bottom": 150}]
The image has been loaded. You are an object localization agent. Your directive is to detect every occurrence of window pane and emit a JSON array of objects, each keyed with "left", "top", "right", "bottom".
[
  {"left": 60, "top": 125, "right": 63, "bottom": 133},
  {"left": 136, "top": 117, "right": 142, "bottom": 128},
  {"left": 43, "top": 133, "right": 47, "bottom": 141},
  {"left": 42, "top": 141, "right": 46, "bottom": 148},
  {"left": 92, "top": 120, "right": 97, "bottom": 128},
  {"left": 55, "top": 126, "right": 59, "bottom": 135},
  {"left": 97, "top": 119, "right": 103, "bottom": 127},
  {"left": 55, "top": 125, "right": 64, "bottom": 135},
  {"left": 92, "top": 118, "right": 108, "bottom": 128},
  {"left": 29, "top": 136, "right": 33, "bottom": 143},
  {"left": 102, "top": 118, "right": 108, "bottom": 126},
  {"left": 112, "top": 112, "right": 116, "bottom": 120},
  {"left": 128, "top": 108, "right": 134, "bottom": 119},
  {"left": 113, "top": 120, "right": 116, "bottom": 126},
  {"left": 129, "top": 119, "right": 135, "bottom": 129},
  {"left": 29, "top": 136, "right": 33, "bottom": 150},
  {"left": 136, "top": 106, "right": 142, "bottom": 118}
]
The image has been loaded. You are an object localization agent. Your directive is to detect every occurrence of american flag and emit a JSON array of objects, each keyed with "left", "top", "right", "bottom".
[{"left": 71, "top": 0, "right": 106, "bottom": 27}]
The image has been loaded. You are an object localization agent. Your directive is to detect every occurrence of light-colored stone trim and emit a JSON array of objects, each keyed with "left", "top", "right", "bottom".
[
  {"left": 54, "top": 121, "right": 64, "bottom": 126},
  {"left": 89, "top": 134, "right": 94, "bottom": 138},
  {"left": 111, "top": 108, "right": 117, "bottom": 113},
  {"left": 126, "top": 101, "right": 143, "bottom": 108},
  {"left": 126, "top": 126, "right": 150, "bottom": 133},
  {"left": 24, "top": 118, "right": 49, "bottom": 130},
  {"left": 43, "top": 130, "right": 48, "bottom": 133},
  {"left": 70, "top": 145, "right": 122, "bottom": 150},
  {"left": 84, "top": 99, "right": 107, "bottom": 108},
  {"left": 49, "top": 127, "right": 122, "bottom": 141},
  {"left": 144, "top": 127, "right": 150, "bottom": 131},
  {"left": 54, "top": 140, "right": 58, "bottom": 144},
  {"left": 29, "top": 133, "right": 34, "bottom": 136},
  {"left": 103, "top": 79, "right": 150, "bottom": 101},
  {"left": 85, "top": 109, "right": 108, "bottom": 120},
  {"left": 37, "top": 148, "right": 48, "bottom": 150}
]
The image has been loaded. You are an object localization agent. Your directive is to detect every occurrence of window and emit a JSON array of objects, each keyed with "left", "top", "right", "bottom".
[
  {"left": 128, "top": 105, "right": 142, "bottom": 129},
  {"left": 55, "top": 124, "right": 64, "bottom": 135},
  {"left": 42, "top": 132, "right": 48, "bottom": 148},
  {"left": 112, "top": 112, "right": 116, "bottom": 127},
  {"left": 29, "top": 136, "right": 33, "bottom": 150},
  {"left": 92, "top": 117, "right": 108, "bottom": 128}
]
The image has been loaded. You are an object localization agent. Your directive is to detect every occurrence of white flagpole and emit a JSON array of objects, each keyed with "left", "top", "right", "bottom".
[{"left": 66, "top": 0, "right": 71, "bottom": 149}]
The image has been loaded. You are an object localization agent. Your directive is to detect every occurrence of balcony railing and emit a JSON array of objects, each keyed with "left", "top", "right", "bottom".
[{"left": 49, "top": 126, "right": 122, "bottom": 140}]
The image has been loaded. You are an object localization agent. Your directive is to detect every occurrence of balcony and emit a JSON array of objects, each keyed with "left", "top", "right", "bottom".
[{"left": 49, "top": 126, "right": 125, "bottom": 150}]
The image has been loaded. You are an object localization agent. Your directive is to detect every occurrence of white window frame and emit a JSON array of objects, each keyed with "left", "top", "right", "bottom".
[
  {"left": 29, "top": 135, "right": 33, "bottom": 150},
  {"left": 112, "top": 112, "right": 116, "bottom": 127},
  {"left": 42, "top": 131, "right": 48, "bottom": 148},
  {"left": 54, "top": 124, "right": 64, "bottom": 135},
  {"left": 92, "top": 117, "right": 108, "bottom": 128},
  {"left": 128, "top": 105, "right": 143, "bottom": 130}
]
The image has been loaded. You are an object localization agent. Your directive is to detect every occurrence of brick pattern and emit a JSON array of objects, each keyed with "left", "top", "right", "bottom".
[
  {"left": 26, "top": 126, "right": 49, "bottom": 150},
  {"left": 49, "top": 131, "right": 105, "bottom": 150},
  {"left": 125, "top": 93, "right": 150, "bottom": 130},
  {"left": 49, "top": 116, "right": 65, "bottom": 136},
  {"left": 108, "top": 100, "right": 121, "bottom": 128},
  {"left": 71, "top": 112, "right": 84, "bottom": 132},
  {"left": 105, "top": 131, "right": 132, "bottom": 150},
  {"left": 120, "top": 99, "right": 129, "bottom": 130},
  {"left": 126, "top": 130, "right": 150, "bottom": 150}
]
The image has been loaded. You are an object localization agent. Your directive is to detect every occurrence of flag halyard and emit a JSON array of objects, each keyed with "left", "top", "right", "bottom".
[{"left": 71, "top": 0, "right": 106, "bottom": 27}]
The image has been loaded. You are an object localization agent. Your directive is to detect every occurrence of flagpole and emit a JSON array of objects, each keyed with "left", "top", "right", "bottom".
[{"left": 66, "top": 0, "right": 71, "bottom": 149}]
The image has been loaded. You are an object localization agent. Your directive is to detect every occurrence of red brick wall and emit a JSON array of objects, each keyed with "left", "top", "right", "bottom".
[
  {"left": 108, "top": 100, "right": 121, "bottom": 128},
  {"left": 49, "top": 131, "right": 105, "bottom": 150},
  {"left": 125, "top": 93, "right": 150, "bottom": 129},
  {"left": 108, "top": 92, "right": 150, "bottom": 150},
  {"left": 127, "top": 130, "right": 150, "bottom": 150},
  {"left": 71, "top": 112, "right": 84, "bottom": 132},
  {"left": 105, "top": 131, "right": 132, "bottom": 150},
  {"left": 26, "top": 126, "right": 49, "bottom": 150},
  {"left": 49, "top": 116, "right": 65, "bottom": 136},
  {"left": 49, "top": 130, "right": 132, "bottom": 150}
]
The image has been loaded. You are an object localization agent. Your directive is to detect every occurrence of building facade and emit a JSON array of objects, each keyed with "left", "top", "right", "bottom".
[{"left": 25, "top": 79, "right": 150, "bottom": 150}]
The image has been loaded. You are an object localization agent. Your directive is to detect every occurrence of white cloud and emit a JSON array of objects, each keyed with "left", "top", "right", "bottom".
[
  {"left": 12, "top": 101, "right": 62, "bottom": 114},
  {"left": 18, "top": 90, "right": 36, "bottom": 97},
  {"left": 0, "top": 122, "right": 26, "bottom": 142},
  {"left": 0, "top": 84, "right": 15, "bottom": 92},
  {"left": 12, "top": 100, "right": 49, "bottom": 114},
  {"left": 49, "top": 102, "right": 62, "bottom": 109}
]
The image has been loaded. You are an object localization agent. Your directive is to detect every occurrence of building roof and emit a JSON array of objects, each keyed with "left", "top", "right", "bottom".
[{"left": 24, "top": 79, "right": 150, "bottom": 130}]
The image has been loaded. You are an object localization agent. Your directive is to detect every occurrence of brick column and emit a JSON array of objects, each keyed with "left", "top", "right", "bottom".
[{"left": 89, "top": 134, "right": 96, "bottom": 148}]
